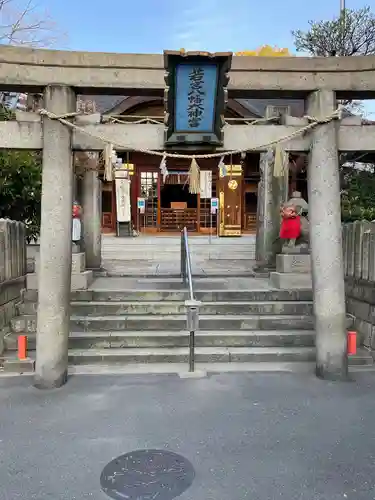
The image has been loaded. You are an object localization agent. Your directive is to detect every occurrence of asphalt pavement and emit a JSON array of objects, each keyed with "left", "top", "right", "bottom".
[{"left": 1, "top": 372, "right": 375, "bottom": 500}]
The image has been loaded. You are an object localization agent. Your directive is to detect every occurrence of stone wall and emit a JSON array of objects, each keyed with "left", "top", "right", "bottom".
[
  {"left": 343, "top": 221, "right": 375, "bottom": 348},
  {"left": 0, "top": 219, "right": 26, "bottom": 354}
]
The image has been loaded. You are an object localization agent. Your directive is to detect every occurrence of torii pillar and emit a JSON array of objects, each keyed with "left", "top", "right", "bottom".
[
  {"left": 255, "top": 147, "right": 288, "bottom": 271},
  {"left": 34, "top": 85, "right": 75, "bottom": 389},
  {"left": 307, "top": 90, "right": 348, "bottom": 380},
  {"left": 82, "top": 153, "right": 102, "bottom": 270}
]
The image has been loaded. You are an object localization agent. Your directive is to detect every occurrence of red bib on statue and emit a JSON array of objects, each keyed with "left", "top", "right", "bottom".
[{"left": 280, "top": 216, "right": 301, "bottom": 239}]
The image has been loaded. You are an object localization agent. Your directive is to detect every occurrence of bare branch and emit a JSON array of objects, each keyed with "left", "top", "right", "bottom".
[
  {"left": 292, "top": 6, "right": 375, "bottom": 57},
  {"left": 0, "top": 0, "right": 65, "bottom": 47},
  {"left": 291, "top": 4, "right": 375, "bottom": 144}
]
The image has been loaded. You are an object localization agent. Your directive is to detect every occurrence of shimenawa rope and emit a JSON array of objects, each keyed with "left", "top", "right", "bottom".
[{"left": 38, "top": 106, "right": 343, "bottom": 160}]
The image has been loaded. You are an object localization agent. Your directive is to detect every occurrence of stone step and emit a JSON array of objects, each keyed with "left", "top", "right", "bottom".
[
  {"left": 18, "top": 300, "right": 313, "bottom": 317},
  {"left": 2, "top": 351, "right": 372, "bottom": 375},
  {"left": 65, "top": 347, "right": 373, "bottom": 365},
  {"left": 72, "top": 300, "right": 313, "bottom": 316},
  {"left": 102, "top": 237, "right": 255, "bottom": 247},
  {"left": 4, "top": 330, "right": 316, "bottom": 351},
  {"left": 102, "top": 270, "right": 259, "bottom": 278},
  {"left": 67, "top": 346, "right": 317, "bottom": 364},
  {"left": 70, "top": 314, "right": 314, "bottom": 332},
  {"left": 102, "top": 251, "right": 256, "bottom": 261},
  {"left": 22, "top": 288, "right": 314, "bottom": 303},
  {"left": 10, "top": 314, "right": 314, "bottom": 333}
]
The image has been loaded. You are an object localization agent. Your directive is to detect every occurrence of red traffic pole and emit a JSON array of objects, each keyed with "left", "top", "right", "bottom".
[{"left": 347, "top": 331, "right": 357, "bottom": 356}]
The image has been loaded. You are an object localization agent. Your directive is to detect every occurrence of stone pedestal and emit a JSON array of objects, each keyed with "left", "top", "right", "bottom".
[
  {"left": 27, "top": 252, "right": 93, "bottom": 291},
  {"left": 270, "top": 254, "right": 312, "bottom": 289}
]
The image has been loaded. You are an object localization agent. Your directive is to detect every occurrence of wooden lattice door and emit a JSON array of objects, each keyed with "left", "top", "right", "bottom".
[{"left": 139, "top": 170, "right": 159, "bottom": 231}]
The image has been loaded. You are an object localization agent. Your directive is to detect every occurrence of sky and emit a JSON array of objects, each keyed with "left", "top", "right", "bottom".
[
  {"left": 16, "top": 0, "right": 375, "bottom": 116},
  {"left": 40, "top": 0, "right": 366, "bottom": 54}
]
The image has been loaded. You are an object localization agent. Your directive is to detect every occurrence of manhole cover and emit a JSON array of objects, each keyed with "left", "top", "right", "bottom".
[{"left": 100, "top": 449, "right": 195, "bottom": 500}]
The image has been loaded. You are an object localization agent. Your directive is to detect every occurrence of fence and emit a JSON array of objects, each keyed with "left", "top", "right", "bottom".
[
  {"left": 342, "top": 221, "right": 375, "bottom": 350},
  {"left": 0, "top": 219, "right": 27, "bottom": 353}
]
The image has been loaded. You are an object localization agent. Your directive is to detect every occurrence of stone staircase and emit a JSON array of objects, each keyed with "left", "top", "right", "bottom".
[
  {"left": 100, "top": 235, "right": 258, "bottom": 278},
  {"left": 2, "top": 276, "right": 372, "bottom": 371}
]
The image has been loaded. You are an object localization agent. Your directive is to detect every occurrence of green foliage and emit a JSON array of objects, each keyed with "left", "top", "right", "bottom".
[
  {"left": 0, "top": 105, "right": 42, "bottom": 242},
  {"left": 292, "top": 6, "right": 375, "bottom": 57},
  {"left": 341, "top": 168, "right": 375, "bottom": 222}
]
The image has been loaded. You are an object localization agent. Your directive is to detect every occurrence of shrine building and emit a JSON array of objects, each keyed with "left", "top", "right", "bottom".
[{"left": 84, "top": 95, "right": 308, "bottom": 237}]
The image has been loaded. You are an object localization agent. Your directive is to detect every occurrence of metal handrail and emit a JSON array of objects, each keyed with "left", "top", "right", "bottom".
[
  {"left": 180, "top": 227, "right": 201, "bottom": 372},
  {"left": 181, "top": 227, "right": 194, "bottom": 300}
]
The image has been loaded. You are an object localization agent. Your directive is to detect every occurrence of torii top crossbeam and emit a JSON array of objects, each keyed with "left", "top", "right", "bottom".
[{"left": 0, "top": 45, "right": 375, "bottom": 99}]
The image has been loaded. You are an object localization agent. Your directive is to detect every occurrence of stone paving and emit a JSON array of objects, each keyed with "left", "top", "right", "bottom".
[
  {"left": 100, "top": 234, "right": 257, "bottom": 276},
  {"left": 1, "top": 372, "right": 375, "bottom": 499},
  {"left": 27, "top": 234, "right": 258, "bottom": 277}
]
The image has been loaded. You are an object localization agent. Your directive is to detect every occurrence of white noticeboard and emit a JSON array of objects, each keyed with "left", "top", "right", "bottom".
[
  {"left": 137, "top": 198, "right": 145, "bottom": 214},
  {"left": 200, "top": 170, "right": 212, "bottom": 199},
  {"left": 72, "top": 218, "right": 81, "bottom": 241},
  {"left": 211, "top": 197, "right": 218, "bottom": 214},
  {"left": 115, "top": 177, "right": 131, "bottom": 222}
]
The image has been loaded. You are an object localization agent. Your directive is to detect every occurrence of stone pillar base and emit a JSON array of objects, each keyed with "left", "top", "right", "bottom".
[
  {"left": 27, "top": 252, "right": 93, "bottom": 291},
  {"left": 270, "top": 254, "right": 312, "bottom": 289}
]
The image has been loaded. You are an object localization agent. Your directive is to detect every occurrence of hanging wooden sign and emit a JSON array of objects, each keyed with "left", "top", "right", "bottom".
[{"left": 164, "top": 50, "right": 232, "bottom": 147}]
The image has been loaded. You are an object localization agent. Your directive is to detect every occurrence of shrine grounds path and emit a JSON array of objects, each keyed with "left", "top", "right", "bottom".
[{"left": 1, "top": 372, "right": 375, "bottom": 500}]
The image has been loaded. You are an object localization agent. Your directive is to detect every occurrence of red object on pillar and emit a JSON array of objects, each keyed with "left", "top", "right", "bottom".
[
  {"left": 347, "top": 331, "right": 357, "bottom": 356},
  {"left": 18, "top": 335, "right": 27, "bottom": 360}
]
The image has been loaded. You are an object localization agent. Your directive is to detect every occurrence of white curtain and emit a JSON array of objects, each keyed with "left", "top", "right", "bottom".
[{"left": 115, "top": 176, "right": 131, "bottom": 222}]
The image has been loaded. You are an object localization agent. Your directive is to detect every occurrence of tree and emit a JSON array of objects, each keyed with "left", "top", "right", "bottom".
[
  {"left": 292, "top": 6, "right": 375, "bottom": 222},
  {"left": 0, "top": 0, "right": 64, "bottom": 240},
  {"left": 293, "top": 6, "right": 375, "bottom": 117},
  {"left": 0, "top": 0, "right": 62, "bottom": 46},
  {"left": 0, "top": 106, "right": 42, "bottom": 241},
  {"left": 292, "top": 6, "right": 375, "bottom": 57},
  {"left": 341, "top": 167, "right": 375, "bottom": 222}
]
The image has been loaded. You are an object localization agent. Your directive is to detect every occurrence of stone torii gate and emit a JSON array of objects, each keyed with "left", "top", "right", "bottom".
[{"left": 1, "top": 45, "right": 375, "bottom": 388}]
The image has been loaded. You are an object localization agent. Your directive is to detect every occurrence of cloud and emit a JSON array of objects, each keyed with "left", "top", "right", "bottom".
[
  {"left": 169, "top": 0, "right": 235, "bottom": 51},
  {"left": 167, "top": 0, "right": 297, "bottom": 54}
]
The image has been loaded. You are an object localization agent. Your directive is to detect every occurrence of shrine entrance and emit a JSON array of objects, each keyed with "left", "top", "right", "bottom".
[
  {"left": 160, "top": 174, "right": 198, "bottom": 232},
  {"left": 100, "top": 153, "right": 261, "bottom": 236}
]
